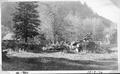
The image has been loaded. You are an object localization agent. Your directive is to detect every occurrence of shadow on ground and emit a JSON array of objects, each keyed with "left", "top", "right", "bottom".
[{"left": 2, "top": 55, "right": 118, "bottom": 70}]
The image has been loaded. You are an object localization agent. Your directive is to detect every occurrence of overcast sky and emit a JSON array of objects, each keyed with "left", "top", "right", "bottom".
[{"left": 80, "top": 0, "right": 120, "bottom": 25}]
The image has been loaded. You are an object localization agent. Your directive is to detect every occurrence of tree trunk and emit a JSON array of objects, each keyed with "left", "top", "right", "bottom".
[
  {"left": 24, "top": 37, "right": 28, "bottom": 50},
  {"left": 25, "top": 37, "right": 27, "bottom": 43}
]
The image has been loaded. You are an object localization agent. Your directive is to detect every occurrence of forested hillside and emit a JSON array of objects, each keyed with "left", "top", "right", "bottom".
[{"left": 1, "top": 1, "right": 117, "bottom": 44}]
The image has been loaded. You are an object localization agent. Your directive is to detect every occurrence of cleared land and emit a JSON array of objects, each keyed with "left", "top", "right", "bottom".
[{"left": 2, "top": 47, "right": 118, "bottom": 70}]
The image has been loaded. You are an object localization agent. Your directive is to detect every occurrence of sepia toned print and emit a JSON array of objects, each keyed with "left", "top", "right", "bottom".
[{"left": 1, "top": 1, "right": 118, "bottom": 71}]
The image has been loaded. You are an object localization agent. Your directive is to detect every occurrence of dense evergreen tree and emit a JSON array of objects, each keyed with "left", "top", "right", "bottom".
[{"left": 12, "top": 2, "right": 40, "bottom": 43}]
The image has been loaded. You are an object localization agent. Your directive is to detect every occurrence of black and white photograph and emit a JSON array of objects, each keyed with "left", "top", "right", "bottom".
[{"left": 1, "top": 0, "right": 119, "bottom": 73}]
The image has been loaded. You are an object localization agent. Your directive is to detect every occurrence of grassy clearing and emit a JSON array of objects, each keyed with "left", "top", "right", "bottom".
[
  {"left": 2, "top": 47, "right": 118, "bottom": 70},
  {"left": 7, "top": 51, "right": 117, "bottom": 61}
]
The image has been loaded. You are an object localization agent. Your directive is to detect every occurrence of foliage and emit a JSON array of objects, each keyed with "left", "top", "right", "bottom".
[
  {"left": 2, "top": 2, "right": 117, "bottom": 53},
  {"left": 12, "top": 2, "right": 40, "bottom": 42},
  {"left": 33, "top": 34, "right": 47, "bottom": 45}
]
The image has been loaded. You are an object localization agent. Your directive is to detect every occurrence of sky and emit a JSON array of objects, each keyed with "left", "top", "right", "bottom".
[{"left": 80, "top": 0, "right": 120, "bottom": 25}]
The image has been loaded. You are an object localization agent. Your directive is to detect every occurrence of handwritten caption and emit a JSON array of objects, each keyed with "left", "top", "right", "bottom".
[
  {"left": 16, "top": 71, "right": 28, "bottom": 74},
  {"left": 87, "top": 70, "right": 103, "bottom": 74}
]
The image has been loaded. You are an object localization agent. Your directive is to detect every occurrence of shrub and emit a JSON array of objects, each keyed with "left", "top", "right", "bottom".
[
  {"left": 87, "top": 41, "right": 96, "bottom": 52},
  {"left": 2, "top": 40, "right": 17, "bottom": 50}
]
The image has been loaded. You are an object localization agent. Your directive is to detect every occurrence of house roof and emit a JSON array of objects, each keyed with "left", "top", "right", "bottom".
[{"left": 2, "top": 32, "right": 15, "bottom": 40}]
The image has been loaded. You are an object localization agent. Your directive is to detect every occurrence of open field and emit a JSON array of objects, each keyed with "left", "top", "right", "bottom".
[{"left": 2, "top": 48, "right": 118, "bottom": 70}]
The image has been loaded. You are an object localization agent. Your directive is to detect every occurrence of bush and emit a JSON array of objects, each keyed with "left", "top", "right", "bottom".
[
  {"left": 2, "top": 40, "right": 17, "bottom": 50},
  {"left": 85, "top": 41, "right": 106, "bottom": 53},
  {"left": 87, "top": 41, "right": 96, "bottom": 52}
]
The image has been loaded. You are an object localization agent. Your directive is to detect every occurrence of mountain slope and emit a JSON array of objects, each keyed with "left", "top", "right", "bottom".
[{"left": 1, "top": 1, "right": 117, "bottom": 43}]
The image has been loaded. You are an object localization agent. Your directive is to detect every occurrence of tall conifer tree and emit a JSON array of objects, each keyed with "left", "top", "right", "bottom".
[{"left": 13, "top": 2, "right": 40, "bottom": 43}]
